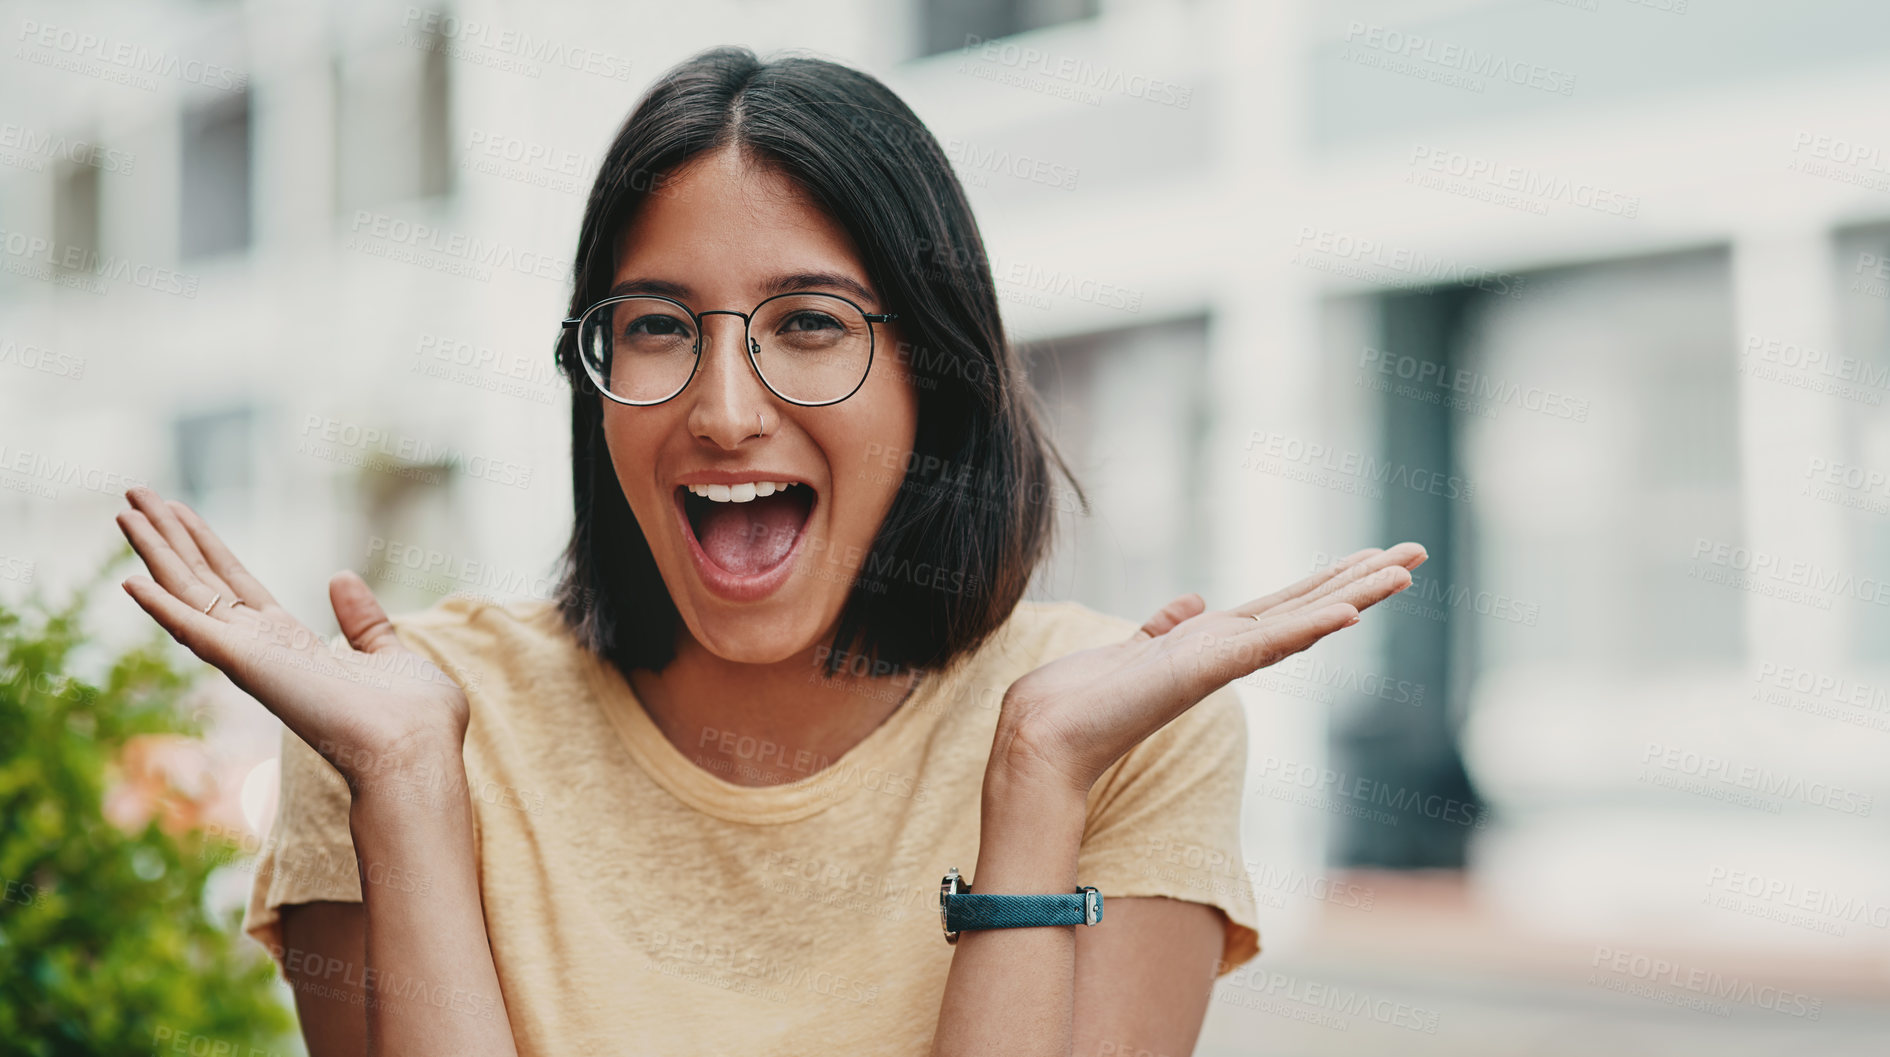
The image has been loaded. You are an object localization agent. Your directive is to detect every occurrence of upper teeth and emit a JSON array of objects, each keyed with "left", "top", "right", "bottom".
[{"left": 686, "top": 481, "right": 797, "bottom": 503}]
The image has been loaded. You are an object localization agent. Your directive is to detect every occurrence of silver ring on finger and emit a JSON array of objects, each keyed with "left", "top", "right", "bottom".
[
  {"left": 230, "top": 598, "right": 249, "bottom": 609},
  {"left": 201, "top": 592, "right": 222, "bottom": 614},
  {"left": 1249, "top": 613, "right": 1265, "bottom": 624}
]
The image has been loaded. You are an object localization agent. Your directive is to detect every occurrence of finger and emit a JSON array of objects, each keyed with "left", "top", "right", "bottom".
[
  {"left": 1236, "top": 547, "right": 1393, "bottom": 619},
  {"left": 116, "top": 509, "right": 217, "bottom": 609},
  {"left": 330, "top": 570, "right": 402, "bottom": 655},
  {"left": 122, "top": 574, "right": 235, "bottom": 669},
  {"left": 1134, "top": 592, "right": 1207, "bottom": 639},
  {"left": 1205, "top": 602, "right": 1359, "bottom": 684},
  {"left": 1264, "top": 542, "right": 1427, "bottom": 619},
  {"left": 1231, "top": 549, "right": 1382, "bottom": 618},
  {"left": 168, "top": 499, "right": 281, "bottom": 610},
  {"left": 1316, "top": 563, "right": 1413, "bottom": 615},
  {"left": 126, "top": 486, "right": 238, "bottom": 602}
]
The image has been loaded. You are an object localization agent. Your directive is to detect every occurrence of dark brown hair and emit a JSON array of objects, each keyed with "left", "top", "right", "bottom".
[{"left": 552, "top": 45, "right": 1081, "bottom": 678}]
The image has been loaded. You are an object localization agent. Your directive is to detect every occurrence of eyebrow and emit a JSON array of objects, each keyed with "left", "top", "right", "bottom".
[{"left": 607, "top": 271, "right": 880, "bottom": 307}]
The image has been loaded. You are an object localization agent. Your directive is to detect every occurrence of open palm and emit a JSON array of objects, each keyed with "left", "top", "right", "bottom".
[
  {"left": 114, "top": 486, "right": 468, "bottom": 791},
  {"left": 999, "top": 544, "right": 1427, "bottom": 792}
]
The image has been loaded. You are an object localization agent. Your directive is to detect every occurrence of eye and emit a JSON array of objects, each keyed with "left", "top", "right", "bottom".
[
  {"left": 779, "top": 310, "right": 844, "bottom": 333},
  {"left": 622, "top": 313, "right": 692, "bottom": 339}
]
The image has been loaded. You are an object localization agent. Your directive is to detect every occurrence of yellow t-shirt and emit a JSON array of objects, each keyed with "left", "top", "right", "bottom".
[{"left": 244, "top": 594, "right": 1261, "bottom": 1055}]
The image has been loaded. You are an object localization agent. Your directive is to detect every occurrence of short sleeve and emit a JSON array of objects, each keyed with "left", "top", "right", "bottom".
[
  {"left": 240, "top": 725, "right": 362, "bottom": 961},
  {"left": 1075, "top": 684, "right": 1262, "bottom": 977}
]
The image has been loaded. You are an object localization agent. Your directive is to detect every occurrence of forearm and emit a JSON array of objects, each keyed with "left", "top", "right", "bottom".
[
  {"left": 932, "top": 744, "right": 1090, "bottom": 1057},
  {"left": 348, "top": 745, "right": 518, "bottom": 1057}
]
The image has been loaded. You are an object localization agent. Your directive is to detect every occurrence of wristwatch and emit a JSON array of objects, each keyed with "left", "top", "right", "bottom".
[{"left": 939, "top": 866, "right": 1103, "bottom": 944}]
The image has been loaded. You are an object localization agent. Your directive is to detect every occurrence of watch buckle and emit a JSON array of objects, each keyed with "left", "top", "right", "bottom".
[{"left": 940, "top": 866, "right": 966, "bottom": 944}]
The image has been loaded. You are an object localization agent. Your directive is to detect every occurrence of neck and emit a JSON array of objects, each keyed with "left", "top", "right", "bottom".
[{"left": 626, "top": 634, "right": 921, "bottom": 787}]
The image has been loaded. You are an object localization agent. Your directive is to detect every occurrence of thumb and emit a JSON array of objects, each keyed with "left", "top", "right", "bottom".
[
  {"left": 329, "top": 570, "right": 402, "bottom": 654},
  {"left": 1135, "top": 592, "right": 1207, "bottom": 639}
]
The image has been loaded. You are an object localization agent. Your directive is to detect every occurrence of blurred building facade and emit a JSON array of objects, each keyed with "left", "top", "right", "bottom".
[{"left": 5, "top": 0, "right": 1890, "bottom": 1051}]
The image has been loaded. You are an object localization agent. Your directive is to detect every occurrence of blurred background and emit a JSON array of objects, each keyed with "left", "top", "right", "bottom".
[{"left": 4, "top": 0, "right": 1890, "bottom": 1052}]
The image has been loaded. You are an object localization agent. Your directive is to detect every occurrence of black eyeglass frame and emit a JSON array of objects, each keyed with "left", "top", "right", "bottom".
[{"left": 558, "top": 291, "right": 898, "bottom": 408}]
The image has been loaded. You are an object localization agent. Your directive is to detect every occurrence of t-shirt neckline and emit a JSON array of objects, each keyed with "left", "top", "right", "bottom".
[{"left": 579, "top": 646, "right": 953, "bottom": 824}]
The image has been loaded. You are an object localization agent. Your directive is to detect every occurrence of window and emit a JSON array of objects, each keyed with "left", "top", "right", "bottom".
[
  {"left": 333, "top": 36, "right": 451, "bottom": 213},
  {"left": 1453, "top": 250, "right": 1742, "bottom": 670},
  {"left": 1324, "top": 249, "right": 1741, "bottom": 868},
  {"left": 173, "top": 406, "right": 255, "bottom": 522},
  {"left": 357, "top": 463, "right": 465, "bottom": 614},
  {"left": 1830, "top": 225, "right": 1890, "bottom": 662},
  {"left": 180, "top": 90, "right": 253, "bottom": 259},
  {"left": 918, "top": 0, "right": 1099, "bottom": 57},
  {"left": 1023, "top": 316, "right": 1211, "bottom": 619},
  {"left": 52, "top": 155, "right": 100, "bottom": 271}
]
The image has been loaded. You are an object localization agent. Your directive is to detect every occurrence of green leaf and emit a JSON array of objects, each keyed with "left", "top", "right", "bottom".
[{"left": 0, "top": 559, "right": 295, "bottom": 1054}]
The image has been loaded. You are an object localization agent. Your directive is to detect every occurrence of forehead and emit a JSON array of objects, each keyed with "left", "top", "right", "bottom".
[{"left": 613, "top": 147, "right": 867, "bottom": 289}]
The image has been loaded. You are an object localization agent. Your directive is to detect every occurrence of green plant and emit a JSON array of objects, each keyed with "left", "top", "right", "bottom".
[{"left": 0, "top": 555, "right": 294, "bottom": 1056}]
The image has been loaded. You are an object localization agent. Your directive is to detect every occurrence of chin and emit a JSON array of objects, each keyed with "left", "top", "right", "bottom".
[{"left": 679, "top": 610, "right": 832, "bottom": 666}]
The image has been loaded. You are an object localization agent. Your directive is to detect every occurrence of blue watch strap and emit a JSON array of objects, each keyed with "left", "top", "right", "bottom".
[
  {"left": 940, "top": 867, "right": 1102, "bottom": 942},
  {"left": 945, "top": 891, "right": 1098, "bottom": 931}
]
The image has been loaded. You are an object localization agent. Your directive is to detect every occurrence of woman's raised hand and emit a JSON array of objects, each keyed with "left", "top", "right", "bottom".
[
  {"left": 114, "top": 486, "right": 469, "bottom": 792},
  {"left": 994, "top": 543, "right": 1427, "bottom": 794}
]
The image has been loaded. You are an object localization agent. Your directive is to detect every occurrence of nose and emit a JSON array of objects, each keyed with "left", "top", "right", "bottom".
[{"left": 685, "top": 313, "right": 770, "bottom": 450}]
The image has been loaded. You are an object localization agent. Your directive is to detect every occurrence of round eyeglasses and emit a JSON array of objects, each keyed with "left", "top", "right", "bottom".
[{"left": 560, "top": 292, "right": 897, "bottom": 407}]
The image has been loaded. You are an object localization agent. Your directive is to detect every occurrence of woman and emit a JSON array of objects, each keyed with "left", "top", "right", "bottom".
[{"left": 115, "top": 46, "right": 1423, "bottom": 1057}]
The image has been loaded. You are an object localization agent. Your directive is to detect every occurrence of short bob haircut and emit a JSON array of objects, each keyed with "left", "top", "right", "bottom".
[{"left": 552, "top": 45, "right": 1081, "bottom": 679}]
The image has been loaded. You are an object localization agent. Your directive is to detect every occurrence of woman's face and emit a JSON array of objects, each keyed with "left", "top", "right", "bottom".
[{"left": 601, "top": 146, "right": 918, "bottom": 665}]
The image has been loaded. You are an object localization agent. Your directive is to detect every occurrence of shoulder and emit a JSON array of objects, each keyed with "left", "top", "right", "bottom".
[
  {"left": 386, "top": 592, "right": 566, "bottom": 643},
  {"left": 385, "top": 594, "right": 578, "bottom": 694}
]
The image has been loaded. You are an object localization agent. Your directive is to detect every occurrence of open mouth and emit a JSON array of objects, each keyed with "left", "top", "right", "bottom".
[{"left": 675, "top": 481, "right": 817, "bottom": 585}]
